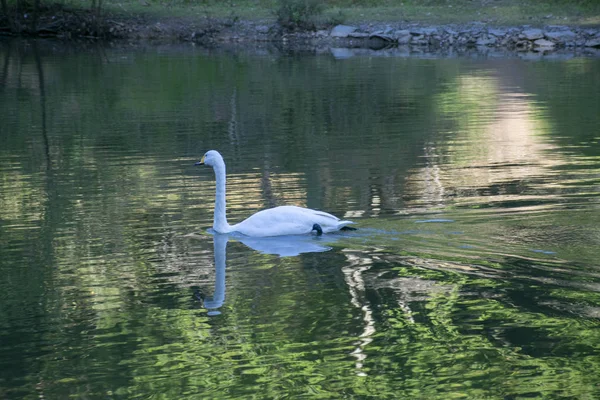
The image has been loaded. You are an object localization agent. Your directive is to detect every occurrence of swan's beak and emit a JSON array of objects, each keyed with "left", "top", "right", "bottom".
[{"left": 195, "top": 156, "right": 205, "bottom": 166}]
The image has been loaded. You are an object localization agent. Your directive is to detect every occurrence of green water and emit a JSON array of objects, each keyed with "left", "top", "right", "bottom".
[{"left": 1, "top": 39, "right": 600, "bottom": 399}]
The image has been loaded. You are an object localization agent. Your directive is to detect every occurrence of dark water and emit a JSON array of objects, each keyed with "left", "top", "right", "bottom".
[{"left": 1, "top": 39, "right": 600, "bottom": 399}]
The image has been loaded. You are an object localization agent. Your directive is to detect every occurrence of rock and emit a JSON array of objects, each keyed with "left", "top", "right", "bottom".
[
  {"left": 522, "top": 28, "right": 543, "bottom": 40},
  {"left": 330, "top": 25, "right": 357, "bottom": 38},
  {"left": 465, "top": 35, "right": 477, "bottom": 45},
  {"left": 255, "top": 25, "right": 270, "bottom": 34},
  {"left": 397, "top": 34, "right": 411, "bottom": 44},
  {"left": 370, "top": 33, "right": 395, "bottom": 42},
  {"left": 534, "top": 39, "right": 555, "bottom": 48},
  {"left": 476, "top": 35, "right": 497, "bottom": 46},
  {"left": 488, "top": 28, "right": 507, "bottom": 37},
  {"left": 585, "top": 38, "right": 600, "bottom": 48},
  {"left": 545, "top": 30, "right": 576, "bottom": 41},
  {"left": 394, "top": 30, "right": 411, "bottom": 44},
  {"left": 348, "top": 32, "right": 370, "bottom": 39},
  {"left": 410, "top": 27, "right": 437, "bottom": 36},
  {"left": 191, "top": 31, "right": 204, "bottom": 40},
  {"left": 421, "top": 27, "right": 438, "bottom": 35},
  {"left": 411, "top": 34, "right": 428, "bottom": 45},
  {"left": 381, "top": 26, "right": 394, "bottom": 35},
  {"left": 459, "top": 28, "right": 481, "bottom": 37}
]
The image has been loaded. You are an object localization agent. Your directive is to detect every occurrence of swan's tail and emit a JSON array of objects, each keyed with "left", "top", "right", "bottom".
[{"left": 335, "top": 220, "right": 356, "bottom": 232}]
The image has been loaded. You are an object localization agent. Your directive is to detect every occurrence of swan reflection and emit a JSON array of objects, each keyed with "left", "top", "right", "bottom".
[
  {"left": 235, "top": 232, "right": 336, "bottom": 257},
  {"left": 200, "top": 232, "right": 340, "bottom": 315},
  {"left": 201, "top": 233, "right": 227, "bottom": 316}
]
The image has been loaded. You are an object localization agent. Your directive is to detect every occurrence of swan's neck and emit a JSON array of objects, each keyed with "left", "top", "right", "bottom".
[{"left": 213, "top": 161, "right": 231, "bottom": 233}]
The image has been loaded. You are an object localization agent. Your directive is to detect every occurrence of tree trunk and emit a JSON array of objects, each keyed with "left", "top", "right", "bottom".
[
  {"left": 2, "top": 0, "right": 17, "bottom": 33},
  {"left": 1, "top": 0, "right": 8, "bottom": 17},
  {"left": 32, "top": 0, "right": 40, "bottom": 33}
]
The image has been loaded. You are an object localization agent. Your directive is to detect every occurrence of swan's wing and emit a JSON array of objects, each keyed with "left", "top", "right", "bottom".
[
  {"left": 231, "top": 205, "right": 353, "bottom": 237},
  {"left": 233, "top": 219, "right": 312, "bottom": 237},
  {"left": 278, "top": 206, "right": 341, "bottom": 222},
  {"left": 293, "top": 207, "right": 354, "bottom": 232},
  {"left": 311, "top": 210, "right": 341, "bottom": 221}
]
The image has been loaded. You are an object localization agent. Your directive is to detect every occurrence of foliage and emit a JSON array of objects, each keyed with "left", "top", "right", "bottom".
[
  {"left": 275, "top": 0, "right": 324, "bottom": 31},
  {"left": 1, "top": 0, "right": 109, "bottom": 36},
  {"left": 3, "top": 0, "right": 600, "bottom": 36},
  {"left": 323, "top": 7, "right": 347, "bottom": 27}
]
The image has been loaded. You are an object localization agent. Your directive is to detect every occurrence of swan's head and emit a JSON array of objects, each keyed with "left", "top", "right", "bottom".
[{"left": 195, "top": 150, "right": 223, "bottom": 167}]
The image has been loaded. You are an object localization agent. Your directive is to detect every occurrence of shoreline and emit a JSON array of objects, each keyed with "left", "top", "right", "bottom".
[
  {"left": 207, "top": 20, "right": 600, "bottom": 57},
  {"left": 1, "top": 6, "right": 600, "bottom": 57}
]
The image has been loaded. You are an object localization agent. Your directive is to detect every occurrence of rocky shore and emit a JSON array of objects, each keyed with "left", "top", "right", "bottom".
[
  {"left": 323, "top": 23, "right": 600, "bottom": 51},
  {"left": 199, "top": 20, "right": 600, "bottom": 57},
  {"left": 2, "top": 6, "right": 600, "bottom": 57}
]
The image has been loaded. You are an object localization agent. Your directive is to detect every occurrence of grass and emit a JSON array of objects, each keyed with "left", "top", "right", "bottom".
[
  {"left": 6, "top": 0, "right": 600, "bottom": 27},
  {"left": 334, "top": 2, "right": 600, "bottom": 27}
]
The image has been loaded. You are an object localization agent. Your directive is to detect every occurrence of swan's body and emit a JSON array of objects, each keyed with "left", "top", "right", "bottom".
[
  {"left": 197, "top": 150, "right": 354, "bottom": 237},
  {"left": 229, "top": 205, "right": 349, "bottom": 237}
]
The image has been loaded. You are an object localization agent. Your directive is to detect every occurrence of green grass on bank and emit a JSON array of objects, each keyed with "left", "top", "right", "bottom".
[
  {"left": 110, "top": 0, "right": 600, "bottom": 27},
  {"left": 339, "top": 1, "right": 600, "bottom": 26},
  {"left": 5, "top": 0, "right": 600, "bottom": 27}
]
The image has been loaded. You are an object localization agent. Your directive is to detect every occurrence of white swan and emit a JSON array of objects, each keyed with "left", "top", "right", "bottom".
[{"left": 196, "top": 150, "right": 355, "bottom": 237}]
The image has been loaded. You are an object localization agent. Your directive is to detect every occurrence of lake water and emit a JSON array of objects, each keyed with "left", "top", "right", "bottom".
[{"left": 1, "top": 39, "right": 599, "bottom": 399}]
